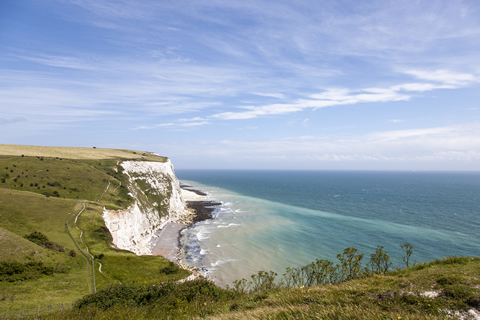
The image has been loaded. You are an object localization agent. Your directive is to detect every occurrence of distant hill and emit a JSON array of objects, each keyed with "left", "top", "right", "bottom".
[{"left": 0, "top": 144, "right": 167, "bottom": 161}]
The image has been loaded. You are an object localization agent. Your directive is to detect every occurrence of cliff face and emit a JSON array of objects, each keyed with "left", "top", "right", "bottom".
[{"left": 102, "top": 160, "right": 188, "bottom": 255}]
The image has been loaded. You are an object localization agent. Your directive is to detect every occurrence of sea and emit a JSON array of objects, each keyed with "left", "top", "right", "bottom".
[{"left": 174, "top": 170, "right": 480, "bottom": 287}]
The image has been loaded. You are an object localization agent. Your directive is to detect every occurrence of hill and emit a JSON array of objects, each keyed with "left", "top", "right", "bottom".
[
  {"left": 0, "top": 144, "right": 167, "bottom": 161},
  {"left": 0, "top": 145, "right": 188, "bottom": 317},
  {"left": 31, "top": 256, "right": 480, "bottom": 319}
]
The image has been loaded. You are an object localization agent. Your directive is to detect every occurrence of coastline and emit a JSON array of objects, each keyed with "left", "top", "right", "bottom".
[{"left": 149, "top": 183, "right": 221, "bottom": 279}]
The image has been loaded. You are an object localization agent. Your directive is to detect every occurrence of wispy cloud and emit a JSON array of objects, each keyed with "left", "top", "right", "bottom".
[
  {"left": 0, "top": 117, "right": 27, "bottom": 125},
  {"left": 18, "top": 54, "right": 99, "bottom": 70},
  {"left": 211, "top": 70, "right": 479, "bottom": 120},
  {"left": 165, "top": 123, "right": 480, "bottom": 166},
  {"left": 2, "top": 0, "right": 480, "bottom": 169},
  {"left": 403, "top": 69, "right": 478, "bottom": 86},
  {"left": 130, "top": 121, "right": 210, "bottom": 131}
]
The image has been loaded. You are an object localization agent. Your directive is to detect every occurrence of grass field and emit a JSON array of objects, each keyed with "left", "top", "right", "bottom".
[
  {"left": 0, "top": 144, "right": 167, "bottom": 161},
  {"left": 0, "top": 146, "right": 188, "bottom": 317}
]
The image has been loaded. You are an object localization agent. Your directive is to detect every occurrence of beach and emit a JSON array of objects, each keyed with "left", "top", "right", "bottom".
[{"left": 149, "top": 184, "right": 221, "bottom": 274}]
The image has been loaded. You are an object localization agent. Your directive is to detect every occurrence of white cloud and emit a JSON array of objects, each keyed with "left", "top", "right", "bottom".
[
  {"left": 403, "top": 69, "right": 478, "bottom": 86},
  {"left": 252, "top": 92, "right": 287, "bottom": 99},
  {"left": 166, "top": 123, "right": 480, "bottom": 167},
  {"left": 130, "top": 120, "right": 210, "bottom": 130},
  {"left": 210, "top": 69, "right": 479, "bottom": 121},
  {"left": 17, "top": 54, "right": 99, "bottom": 70}
]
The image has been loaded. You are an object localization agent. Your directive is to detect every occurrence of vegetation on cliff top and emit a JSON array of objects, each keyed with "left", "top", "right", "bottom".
[{"left": 36, "top": 256, "right": 480, "bottom": 319}]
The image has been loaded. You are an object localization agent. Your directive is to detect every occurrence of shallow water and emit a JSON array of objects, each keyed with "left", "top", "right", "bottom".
[{"left": 176, "top": 170, "right": 480, "bottom": 287}]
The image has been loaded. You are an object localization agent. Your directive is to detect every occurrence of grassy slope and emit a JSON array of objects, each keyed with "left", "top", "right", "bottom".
[
  {"left": 0, "top": 145, "right": 187, "bottom": 316},
  {"left": 0, "top": 144, "right": 167, "bottom": 162},
  {"left": 39, "top": 257, "right": 480, "bottom": 319}
]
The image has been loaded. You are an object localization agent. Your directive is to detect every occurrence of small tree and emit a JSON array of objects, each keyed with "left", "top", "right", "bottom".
[
  {"left": 400, "top": 242, "right": 414, "bottom": 267},
  {"left": 367, "top": 246, "right": 392, "bottom": 274},
  {"left": 337, "top": 247, "right": 364, "bottom": 281}
]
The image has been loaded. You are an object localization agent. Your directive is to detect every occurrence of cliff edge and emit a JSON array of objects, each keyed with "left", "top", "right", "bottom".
[{"left": 102, "top": 159, "right": 189, "bottom": 255}]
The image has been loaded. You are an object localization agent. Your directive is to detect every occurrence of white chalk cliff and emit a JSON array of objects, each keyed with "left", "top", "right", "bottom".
[{"left": 102, "top": 160, "right": 189, "bottom": 255}]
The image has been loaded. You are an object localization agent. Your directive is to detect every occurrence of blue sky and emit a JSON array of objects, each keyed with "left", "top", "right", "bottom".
[{"left": 1, "top": 0, "right": 480, "bottom": 170}]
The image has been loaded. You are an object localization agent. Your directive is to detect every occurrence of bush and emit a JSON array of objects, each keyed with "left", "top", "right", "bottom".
[
  {"left": 73, "top": 279, "right": 231, "bottom": 312},
  {"left": 24, "top": 231, "right": 49, "bottom": 243},
  {"left": 159, "top": 261, "right": 179, "bottom": 275},
  {"left": 93, "top": 226, "right": 113, "bottom": 242},
  {"left": 0, "top": 261, "right": 55, "bottom": 282},
  {"left": 74, "top": 281, "right": 177, "bottom": 310},
  {"left": 24, "top": 231, "right": 65, "bottom": 252}
]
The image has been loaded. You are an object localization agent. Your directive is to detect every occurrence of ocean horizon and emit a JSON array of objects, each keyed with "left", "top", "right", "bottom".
[{"left": 175, "top": 170, "right": 480, "bottom": 287}]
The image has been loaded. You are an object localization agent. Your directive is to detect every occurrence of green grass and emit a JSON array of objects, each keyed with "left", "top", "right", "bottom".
[
  {"left": 0, "top": 227, "right": 50, "bottom": 263},
  {"left": 70, "top": 201, "right": 189, "bottom": 288},
  {"left": 0, "top": 149, "right": 189, "bottom": 317},
  {"left": 30, "top": 257, "right": 480, "bottom": 319},
  {"left": 0, "top": 144, "right": 168, "bottom": 162},
  {"left": 0, "top": 188, "right": 82, "bottom": 251},
  {"left": 0, "top": 156, "right": 132, "bottom": 209}
]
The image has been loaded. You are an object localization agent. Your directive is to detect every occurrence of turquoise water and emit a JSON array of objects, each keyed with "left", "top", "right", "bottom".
[{"left": 175, "top": 170, "right": 480, "bottom": 286}]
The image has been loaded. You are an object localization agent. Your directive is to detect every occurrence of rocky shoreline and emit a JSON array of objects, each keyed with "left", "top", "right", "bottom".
[
  {"left": 150, "top": 183, "right": 221, "bottom": 280},
  {"left": 180, "top": 183, "right": 222, "bottom": 222}
]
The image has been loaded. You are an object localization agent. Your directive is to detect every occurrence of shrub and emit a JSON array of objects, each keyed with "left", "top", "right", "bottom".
[
  {"left": 250, "top": 270, "right": 278, "bottom": 293},
  {"left": 25, "top": 231, "right": 49, "bottom": 243},
  {"left": 400, "top": 243, "right": 414, "bottom": 267},
  {"left": 337, "top": 247, "right": 364, "bottom": 281},
  {"left": 0, "top": 261, "right": 55, "bottom": 282},
  {"left": 367, "top": 246, "right": 392, "bottom": 274},
  {"left": 73, "top": 279, "right": 230, "bottom": 312},
  {"left": 93, "top": 226, "right": 113, "bottom": 242},
  {"left": 24, "top": 231, "right": 65, "bottom": 252},
  {"left": 159, "top": 262, "right": 179, "bottom": 275}
]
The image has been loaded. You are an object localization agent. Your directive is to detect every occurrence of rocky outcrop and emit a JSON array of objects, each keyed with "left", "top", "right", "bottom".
[{"left": 102, "top": 160, "right": 189, "bottom": 255}]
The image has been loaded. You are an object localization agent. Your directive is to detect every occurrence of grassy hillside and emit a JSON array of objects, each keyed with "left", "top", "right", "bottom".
[
  {"left": 0, "top": 144, "right": 167, "bottom": 161},
  {"left": 0, "top": 145, "right": 188, "bottom": 316},
  {"left": 33, "top": 256, "right": 480, "bottom": 319}
]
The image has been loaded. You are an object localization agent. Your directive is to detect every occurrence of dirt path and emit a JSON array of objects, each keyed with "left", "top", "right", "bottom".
[{"left": 96, "top": 181, "right": 111, "bottom": 202}]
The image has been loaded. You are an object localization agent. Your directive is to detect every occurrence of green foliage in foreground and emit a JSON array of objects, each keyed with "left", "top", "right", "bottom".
[
  {"left": 36, "top": 256, "right": 480, "bottom": 320},
  {"left": 232, "top": 246, "right": 394, "bottom": 293}
]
